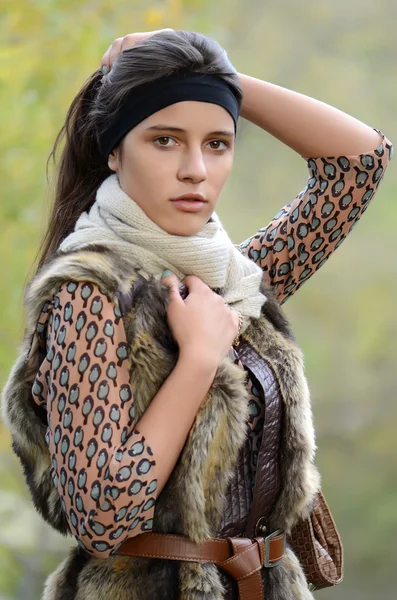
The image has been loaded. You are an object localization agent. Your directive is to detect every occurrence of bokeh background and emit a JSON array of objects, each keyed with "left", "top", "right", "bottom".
[{"left": 1, "top": 1, "right": 396, "bottom": 598}]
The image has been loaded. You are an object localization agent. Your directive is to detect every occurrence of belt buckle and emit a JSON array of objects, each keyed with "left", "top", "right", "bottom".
[{"left": 264, "top": 529, "right": 284, "bottom": 568}]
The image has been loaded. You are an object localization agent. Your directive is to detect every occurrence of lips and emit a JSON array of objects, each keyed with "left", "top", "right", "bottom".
[
  {"left": 170, "top": 197, "right": 207, "bottom": 213},
  {"left": 170, "top": 194, "right": 207, "bottom": 203}
]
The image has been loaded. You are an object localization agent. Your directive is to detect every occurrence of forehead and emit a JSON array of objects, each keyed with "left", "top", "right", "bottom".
[{"left": 136, "top": 101, "right": 235, "bottom": 135}]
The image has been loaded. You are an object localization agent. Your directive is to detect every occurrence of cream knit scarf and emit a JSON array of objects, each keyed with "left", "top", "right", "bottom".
[{"left": 59, "top": 174, "right": 266, "bottom": 331}]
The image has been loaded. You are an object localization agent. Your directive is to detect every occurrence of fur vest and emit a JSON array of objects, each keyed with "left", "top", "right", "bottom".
[{"left": 1, "top": 247, "right": 320, "bottom": 600}]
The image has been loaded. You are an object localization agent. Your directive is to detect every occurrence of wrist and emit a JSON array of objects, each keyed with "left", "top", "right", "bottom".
[
  {"left": 177, "top": 348, "right": 218, "bottom": 377},
  {"left": 237, "top": 72, "right": 254, "bottom": 121}
]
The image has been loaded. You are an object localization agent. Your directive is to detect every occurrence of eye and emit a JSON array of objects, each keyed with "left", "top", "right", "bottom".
[
  {"left": 208, "top": 140, "right": 229, "bottom": 151},
  {"left": 154, "top": 136, "right": 176, "bottom": 147}
]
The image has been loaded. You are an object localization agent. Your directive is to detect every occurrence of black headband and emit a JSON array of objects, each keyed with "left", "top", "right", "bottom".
[{"left": 97, "top": 72, "right": 240, "bottom": 159}]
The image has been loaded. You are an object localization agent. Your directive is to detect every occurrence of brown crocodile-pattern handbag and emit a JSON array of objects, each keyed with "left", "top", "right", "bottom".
[{"left": 288, "top": 489, "right": 344, "bottom": 591}]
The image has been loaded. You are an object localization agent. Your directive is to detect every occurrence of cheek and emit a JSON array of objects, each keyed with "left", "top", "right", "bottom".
[
  {"left": 125, "top": 153, "right": 160, "bottom": 187},
  {"left": 209, "top": 158, "right": 233, "bottom": 188},
  {"left": 141, "top": 163, "right": 173, "bottom": 194},
  {"left": 136, "top": 149, "right": 173, "bottom": 176},
  {"left": 125, "top": 156, "right": 176, "bottom": 208}
]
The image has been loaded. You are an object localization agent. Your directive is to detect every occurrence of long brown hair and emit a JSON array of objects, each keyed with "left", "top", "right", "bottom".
[{"left": 33, "top": 30, "right": 242, "bottom": 277}]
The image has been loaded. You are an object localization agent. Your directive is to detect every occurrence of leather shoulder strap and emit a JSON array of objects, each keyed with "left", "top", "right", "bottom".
[{"left": 237, "top": 342, "right": 283, "bottom": 538}]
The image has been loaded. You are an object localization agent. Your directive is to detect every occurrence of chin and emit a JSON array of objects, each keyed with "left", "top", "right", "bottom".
[{"left": 159, "top": 216, "right": 210, "bottom": 237}]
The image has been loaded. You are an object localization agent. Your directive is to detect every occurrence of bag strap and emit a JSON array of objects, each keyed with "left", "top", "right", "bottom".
[
  {"left": 236, "top": 342, "right": 283, "bottom": 539},
  {"left": 236, "top": 343, "right": 344, "bottom": 591}
]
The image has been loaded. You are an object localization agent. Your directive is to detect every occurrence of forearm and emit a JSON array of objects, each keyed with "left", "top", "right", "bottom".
[
  {"left": 135, "top": 353, "right": 217, "bottom": 496},
  {"left": 238, "top": 73, "right": 382, "bottom": 158}
]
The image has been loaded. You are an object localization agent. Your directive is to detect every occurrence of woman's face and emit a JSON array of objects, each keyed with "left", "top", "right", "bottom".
[{"left": 107, "top": 101, "right": 235, "bottom": 236}]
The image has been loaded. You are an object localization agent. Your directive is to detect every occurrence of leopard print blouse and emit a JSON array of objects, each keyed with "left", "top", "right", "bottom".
[{"left": 31, "top": 130, "right": 393, "bottom": 558}]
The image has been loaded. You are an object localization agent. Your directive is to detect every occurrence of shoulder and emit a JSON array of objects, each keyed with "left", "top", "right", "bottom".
[
  {"left": 31, "top": 263, "right": 171, "bottom": 357},
  {"left": 24, "top": 247, "right": 134, "bottom": 333},
  {"left": 48, "top": 280, "right": 123, "bottom": 325}
]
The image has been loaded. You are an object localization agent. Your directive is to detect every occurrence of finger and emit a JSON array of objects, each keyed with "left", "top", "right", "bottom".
[
  {"left": 161, "top": 272, "right": 184, "bottom": 305},
  {"left": 182, "top": 274, "right": 209, "bottom": 294},
  {"left": 120, "top": 33, "right": 141, "bottom": 52},
  {"left": 231, "top": 309, "right": 242, "bottom": 340},
  {"left": 152, "top": 28, "right": 174, "bottom": 35},
  {"left": 231, "top": 308, "right": 240, "bottom": 327},
  {"left": 108, "top": 37, "right": 124, "bottom": 69},
  {"left": 100, "top": 44, "right": 113, "bottom": 73},
  {"left": 101, "top": 29, "right": 174, "bottom": 72}
]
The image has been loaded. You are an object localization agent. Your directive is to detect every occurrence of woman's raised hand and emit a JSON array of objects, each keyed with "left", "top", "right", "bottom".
[
  {"left": 161, "top": 272, "right": 240, "bottom": 369},
  {"left": 101, "top": 29, "right": 174, "bottom": 72}
]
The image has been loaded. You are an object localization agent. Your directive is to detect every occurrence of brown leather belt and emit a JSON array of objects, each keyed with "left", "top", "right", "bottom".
[{"left": 115, "top": 530, "right": 285, "bottom": 599}]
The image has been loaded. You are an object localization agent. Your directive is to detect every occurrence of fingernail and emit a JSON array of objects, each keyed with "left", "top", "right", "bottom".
[
  {"left": 161, "top": 269, "right": 172, "bottom": 278},
  {"left": 101, "top": 65, "right": 108, "bottom": 74}
]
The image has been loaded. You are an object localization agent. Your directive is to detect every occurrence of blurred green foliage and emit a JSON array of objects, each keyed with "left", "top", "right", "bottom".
[{"left": 1, "top": 1, "right": 396, "bottom": 598}]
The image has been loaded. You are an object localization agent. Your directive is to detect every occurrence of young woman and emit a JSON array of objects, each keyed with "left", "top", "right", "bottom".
[{"left": 1, "top": 29, "right": 392, "bottom": 600}]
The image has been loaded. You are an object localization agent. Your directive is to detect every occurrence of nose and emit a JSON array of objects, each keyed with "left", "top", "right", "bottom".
[{"left": 177, "top": 147, "right": 207, "bottom": 183}]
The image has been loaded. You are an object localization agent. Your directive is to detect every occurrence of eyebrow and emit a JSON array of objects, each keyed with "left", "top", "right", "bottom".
[{"left": 145, "top": 125, "right": 235, "bottom": 138}]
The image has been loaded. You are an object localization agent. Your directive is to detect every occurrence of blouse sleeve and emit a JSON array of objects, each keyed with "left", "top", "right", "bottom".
[
  {"left": 238, "top": 129, "right": 393, "bottom": 304},
  {"left": 36, "top": 280, "right": 158, "bottom": 559}
]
